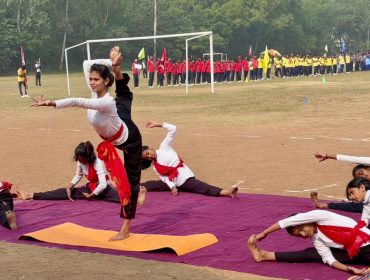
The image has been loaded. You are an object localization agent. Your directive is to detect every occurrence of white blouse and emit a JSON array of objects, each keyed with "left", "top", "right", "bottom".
[
  {"left": 153, "top": 122, "right": 195, "bottom": 189},
  {"left": 278, "top": 210, "right": 370, "bottom": 266},
  {"left": 55, "top": 59, "right": 128, "bottom": 146},
  {"left": 71, "top": 158, "right": 108, "bottom": 196}
]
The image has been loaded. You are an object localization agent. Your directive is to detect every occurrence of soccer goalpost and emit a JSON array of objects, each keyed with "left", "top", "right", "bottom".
[
  {"left": 203, "top": 52, "right": 228, "bottom": 61},
  {"left": 65, "top": 31, "right": 214, "bottom": 96}
]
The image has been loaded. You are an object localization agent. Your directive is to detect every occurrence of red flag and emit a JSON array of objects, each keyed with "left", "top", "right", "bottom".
[
  {"left": 21, "top": 46, "right": 25, "bottom": 65},
  {"left": 248, "top": 45, "right": 252, "bottom": 57},
  {"left": 161, "top": 48, "right": 166, "bottom": 62}
]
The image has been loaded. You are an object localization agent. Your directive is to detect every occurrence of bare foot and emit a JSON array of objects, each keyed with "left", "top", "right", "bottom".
[
  {"left": 247, "top": 235, "right": 262, "bottom": 262},
  {"left": 137, "top": 186, "right": 147, "bottom": 206},
  {"left": 5, "top": 211, "right": 17, "bottom": 230},
  {"left": 109, "top": 231, "right": 130, "bottom": 241},
  {"left": 230, "top": 187, "right": 238, "bottom": 198},
  {"left": 310, "top": 192, "right": 328, "bottom": 209},
  {"left": 15, "top": 188, "right": 34, "bottom": 200}
]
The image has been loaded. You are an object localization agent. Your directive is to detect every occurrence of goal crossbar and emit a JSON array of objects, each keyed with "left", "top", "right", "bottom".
[{"left": 65, "top": 31, "right": 214, "bottom": 96}]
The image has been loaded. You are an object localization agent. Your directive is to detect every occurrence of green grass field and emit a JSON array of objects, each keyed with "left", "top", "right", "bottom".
[{"left": 3, "top": 71, "right": 370, "bottom": 126}]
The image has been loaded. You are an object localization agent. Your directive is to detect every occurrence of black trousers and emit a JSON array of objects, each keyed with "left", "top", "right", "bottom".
[
  {"left": 36, "top": 72, "right": 41, "bottom": 86},
  {"left": 33, "top": 184, "right": 120, "bottom": 203},
  {"left": 148, "top": 72, "right": 154, "bottom": 86},
  {"left": 114, "top": 76, "right": 142, "bottom": 219},
  {"left": 142, "top": 177, "right": 222, "bottom": 197},
  {"left": 133, "top": 73, "right": 139, "bottom": 87},
  {"left": 328, "top": 201, "right": 363, "bottom": 213},
  {"left": 0, "top": 190, "right": 14, "bottom": 229},
  {"left": 276, "top": 245, "right": 370, "bottom": 265}
]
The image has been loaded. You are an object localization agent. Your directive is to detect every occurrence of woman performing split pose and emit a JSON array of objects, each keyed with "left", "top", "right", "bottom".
[
  {"left": 140, "top": 121, "right": 238, "bottom": 198},
  {"left": 31, "top": 47, "right": 142, "bottom": 241},
  {"left": 247, "top": 210, "right": 370, "bottom": 276},
  {"left": 17, "top": 141, "right": 120, "bottom": 203}
]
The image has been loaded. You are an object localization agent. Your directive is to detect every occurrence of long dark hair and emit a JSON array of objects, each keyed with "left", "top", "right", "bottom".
[
  {"left": 141, "top": 145, "right": 153, "bottom": 170},
  {"left": 352, "top": 164, "right": 370, "bottom": 178},
  {"left": 346, "top": 177, "right": 370, "bottom": 199},
  {"left": 73, "top": 141, "right": 96, "bottom": 164},
  {"left": 90, "top": 64, "right": 114, "bottom": 87}
]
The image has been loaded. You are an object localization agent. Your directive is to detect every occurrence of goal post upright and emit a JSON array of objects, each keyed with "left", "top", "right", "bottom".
[
  {"left": 185, "top": 32, "right": 214, "bottom": 95},
  {"left": 65, "top": 41, "right": 87, "bottom": 96},
  {"left": 210, "top": 33, "right": 214, "bottom": 94},
  {"left": 65, "top": 31, "right": 214, "bottom": 96}
]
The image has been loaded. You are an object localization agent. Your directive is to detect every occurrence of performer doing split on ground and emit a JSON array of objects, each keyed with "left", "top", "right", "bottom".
[
  {"left": 247, "top": 210, "right": 370, "bottom": 276},
  {"left": 140, "top": 121, "right": 238, "bottom": 198}
]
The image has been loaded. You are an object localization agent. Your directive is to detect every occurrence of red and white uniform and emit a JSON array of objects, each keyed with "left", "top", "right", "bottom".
[
  {"left": 153, "top": 122, "right": 194, "bottom": 189},
  {"left": 279, "top": 210, "right": 370, "bottom": 266},
  {"left": 71, "top": 158, "right": 108, "bottom": 195}
]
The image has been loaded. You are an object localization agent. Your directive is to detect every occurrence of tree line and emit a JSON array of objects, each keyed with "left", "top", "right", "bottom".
[{"left": 0, "top": 0, "right": 369, "bottom": 75}]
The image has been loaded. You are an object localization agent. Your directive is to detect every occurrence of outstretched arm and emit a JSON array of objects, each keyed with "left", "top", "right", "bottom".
[
  {"left": 332, "top": 261, "right": 367, "bottom": 275},
  {"left": 314, "top": 152, "right": 337, "bottom": 162},
  {"left": 315, "top": 152, "right": 370, "bottom": 165},
  {"left": 146, "top": 121, "right": 163, "bottom": 128},
  {"left": 255, "top": 223, "right": 281, "bottom": 241}
]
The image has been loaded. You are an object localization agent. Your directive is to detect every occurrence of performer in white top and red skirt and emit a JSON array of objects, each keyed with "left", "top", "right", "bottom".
[
  {"left": 31, "top": 47, "right": 141, "bottom": 241},
  {"left": 17, "top": 141, "right": 120, "bottom": 204},
  {"left": 247, "top": 209, "right": 370, "bottom": 276},
  {"left": 140, "top": 121, "right": 238, "bottom": 197}
]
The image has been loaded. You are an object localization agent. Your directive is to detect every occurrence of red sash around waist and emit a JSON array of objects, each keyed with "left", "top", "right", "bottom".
[{"left": 98, "top": 124, "right": 124, "bottom": 143}]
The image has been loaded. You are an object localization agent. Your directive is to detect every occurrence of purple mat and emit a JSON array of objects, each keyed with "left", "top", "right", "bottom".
[{"left": 1, "top": 193, "right": 362, "bottom": 280}]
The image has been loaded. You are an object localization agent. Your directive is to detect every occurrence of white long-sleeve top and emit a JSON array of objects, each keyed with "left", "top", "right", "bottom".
[
  {"left": 153, "top": 122, "right": 194, "bottom": 189},
  {"left": 278, "top": 210, "right": 370, "bottom": 266},
  {"left": 71, "top": 158, "right": 108, "bottom": 196},
  {"left": 55, "top": 59, "right": 128, "bottom": 146},
  {"left": 336, "top": 154, "right": 370, "bottom": 165},
  {"left": 362, "top": 190, "right": 370, "bottom": 226}
]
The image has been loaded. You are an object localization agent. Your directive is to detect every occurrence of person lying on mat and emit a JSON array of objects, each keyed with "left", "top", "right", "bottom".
[
  {"left": 247, "top": 210, "right": 370, "bottom": 275},
  {"left": 311, "top": 151, "right": 370, "bottom": 213},
  {"left": 140, "top": 121, "right": 238, "bottom": 197},
  {"left": 0, "top": 180, "right": 17, "bottom": 230}
]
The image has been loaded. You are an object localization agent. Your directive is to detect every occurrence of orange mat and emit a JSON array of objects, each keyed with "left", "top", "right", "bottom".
[{"left": 19, "top": 222, "right": 218, "bottom": 256}]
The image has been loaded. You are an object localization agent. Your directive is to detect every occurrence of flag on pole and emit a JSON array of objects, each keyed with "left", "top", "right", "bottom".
[
  {"left": 21, "top": 46, "right": 25, "bottom": 65},
  {"left": 324, "top": 44, "right": 328, "bottom": 52},
  {"left": 161, "top": 48, "right": 166, "bottom": 62},
  {"left": 138, "top": 47, "right": 145, "bottom": 60},
  {"left": 248, "top": 45, "right": 252, "bottom": 56},
  {"left": 263, "top": 45, "right": 269, "bottom": 74}
]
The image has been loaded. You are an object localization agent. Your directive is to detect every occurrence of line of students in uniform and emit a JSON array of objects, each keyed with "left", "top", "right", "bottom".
[{"left": 139, "top": 50, "right": 370, "bottom": 88}]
